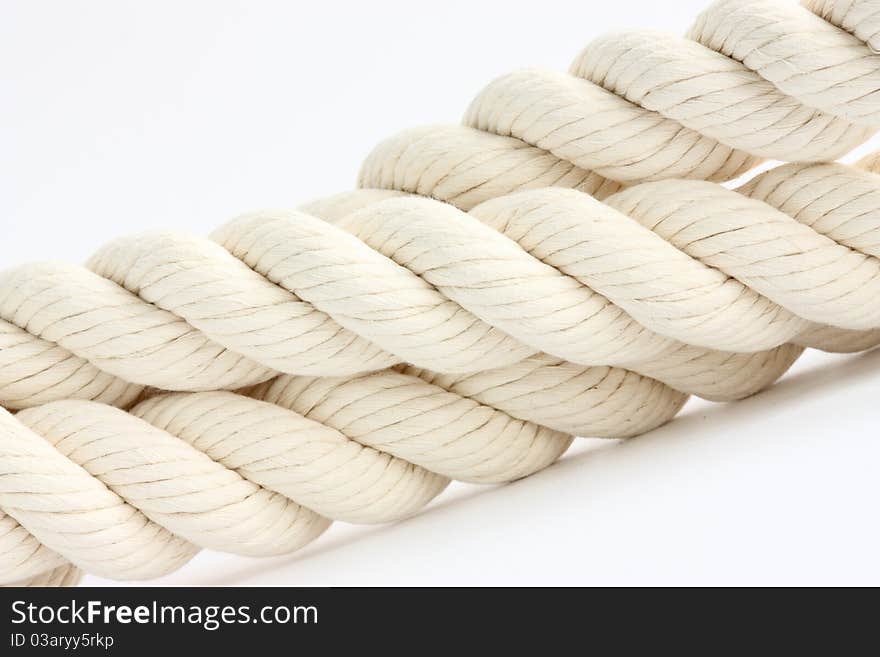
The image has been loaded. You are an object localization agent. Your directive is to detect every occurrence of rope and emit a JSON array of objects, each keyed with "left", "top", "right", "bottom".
[{"left": 3, "top": 0, "right": 880, "bottom": 585}]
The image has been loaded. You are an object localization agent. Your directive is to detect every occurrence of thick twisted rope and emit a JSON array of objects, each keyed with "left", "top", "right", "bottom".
[
  {"left": 364, "top": 0, "right": 880, "bottom": 200},
  {"left": 4, "top": 0, "right": 880, "bottom": 585},
  {"left": 5, "top": 156, "right": 880, "bottom": 585}
]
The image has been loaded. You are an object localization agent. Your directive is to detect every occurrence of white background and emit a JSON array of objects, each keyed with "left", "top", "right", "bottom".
[{"left": 2, "top": 0, "right": 879, "bottom": 586}]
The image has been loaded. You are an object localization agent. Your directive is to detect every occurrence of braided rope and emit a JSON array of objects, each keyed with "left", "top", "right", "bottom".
[{"left": 3, "top": 0, "right": 880, "bottom": 585}]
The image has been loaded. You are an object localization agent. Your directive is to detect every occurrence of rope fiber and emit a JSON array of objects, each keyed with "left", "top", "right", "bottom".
[{"left": 4, "top": 0, "right": 880, "bottom": 586}]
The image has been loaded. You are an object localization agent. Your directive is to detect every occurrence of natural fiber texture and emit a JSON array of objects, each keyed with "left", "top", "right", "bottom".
[{"left": 3, "top": 0, "right": 880, "bottom": 585}]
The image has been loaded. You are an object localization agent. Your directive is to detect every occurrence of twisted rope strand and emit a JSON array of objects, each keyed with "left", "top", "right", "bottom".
[
  {"left": 8, "top": 158, "right": 865, "bottom": 405},
  {"left": 806, "top": 0, "right": 880, "bottom": 52},
  {"left": 0, "top": 381, "right": 572, "bottom": 583},
  {"left": 363, "top": 0, "right": 880, "bottom": 203}
]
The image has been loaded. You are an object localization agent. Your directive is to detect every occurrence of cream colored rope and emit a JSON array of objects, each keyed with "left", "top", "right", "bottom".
[{"left": 3, "top": 0, "right": 880, "bottom": 585}]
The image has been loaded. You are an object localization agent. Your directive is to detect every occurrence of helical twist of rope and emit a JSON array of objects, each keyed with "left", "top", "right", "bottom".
[{"left": 4, "top": 0, "right": 880, "bottom": 585}]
